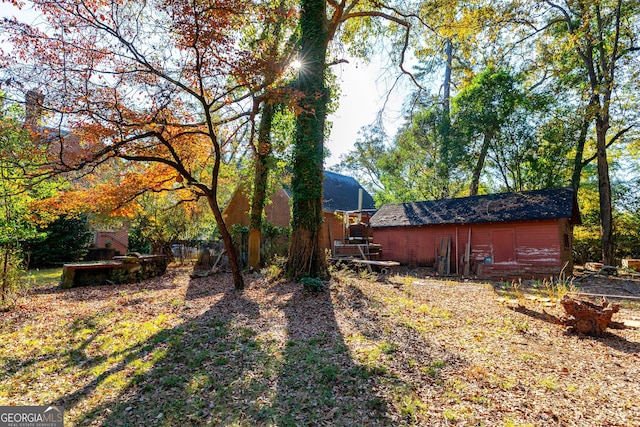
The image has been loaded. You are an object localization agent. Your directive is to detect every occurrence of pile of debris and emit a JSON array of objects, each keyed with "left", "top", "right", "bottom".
[{"left": 560, "top": 295, "right": 622, "bottom": 336}]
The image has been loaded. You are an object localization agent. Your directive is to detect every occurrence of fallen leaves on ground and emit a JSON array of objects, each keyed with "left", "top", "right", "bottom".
[{"left": 1, "top": 266, "right": 638, "bottom": 426}]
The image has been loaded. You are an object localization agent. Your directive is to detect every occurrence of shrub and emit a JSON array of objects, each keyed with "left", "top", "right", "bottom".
[
  {"left": 0, "top": 245, "right": 26, "bottom": 310},
  {"left": 300, "top": 276, "right": 325, "bottom": 292},
  {"left": 261, "top": 255, "right": 287, "bottom": 282},
  {"left": 23, "top": 215, "right": 92, "bottom": 267}
]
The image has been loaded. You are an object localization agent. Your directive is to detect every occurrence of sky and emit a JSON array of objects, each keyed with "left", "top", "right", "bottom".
[
  {"left": 325, "top": 58, "right": 408, "bottom": 168},
  {"left": 1, "top": 3, "right": 410, "bottom": 169}
]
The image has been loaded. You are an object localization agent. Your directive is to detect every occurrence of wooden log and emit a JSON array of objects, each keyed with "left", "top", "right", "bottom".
[
  {"left": 560, "top": 295, "right": 620, "bottom": 336},
  {"left": 622, "top": 259, "right": 640, "bottom": 271},
  {"left": 463, "top": 230, "right": 471, "bottom": 277},
  {"left": 585, "top": 262, "right": 604, "bottom": 272}
]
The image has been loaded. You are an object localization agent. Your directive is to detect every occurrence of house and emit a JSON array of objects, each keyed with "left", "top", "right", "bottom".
[
  {"left": 91, "top": 225, "right": 130, "bottom": 256},
  {"left": 222, "top": 170, "right": 376, "bottom": 252},
  {"left": 25, "top": 91, "right": 130, "bottom": 260},
  {"left": 369, "top": 187, "right": 581, "bottom": 279}
]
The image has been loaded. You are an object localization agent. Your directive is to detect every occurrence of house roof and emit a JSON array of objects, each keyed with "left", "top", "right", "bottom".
[
  {"left": 369, "top": 187, "right": 581, "bottom": 228},
  {"left": 322, "top": 171, "right": 376, "bottom": 211}
]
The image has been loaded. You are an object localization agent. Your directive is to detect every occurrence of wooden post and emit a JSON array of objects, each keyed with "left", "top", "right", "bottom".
[
  {"left": 437, "top": 238, "right": 445, "bottom": 275},
  {"left": 463, "top": 228, "right": 471, "bottom": 277},
  {"left": 445, "top": 237, "right": 451, "bottom": 275},
  {"left": 455, "top": 228, "right": 459, "bottom": 276}
]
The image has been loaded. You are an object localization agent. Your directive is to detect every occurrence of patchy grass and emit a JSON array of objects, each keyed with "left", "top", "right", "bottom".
[
  {"left": 1, "top": 266, "right": 639, "bottom": 426},
  {"left": 22, "top": 268, "right": 63, "bottom": 288}
]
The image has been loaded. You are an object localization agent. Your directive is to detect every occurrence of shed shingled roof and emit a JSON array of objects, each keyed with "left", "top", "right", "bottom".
[
  {"left": 369, "top": 187, "right": 580, "bottom": 228},
  {"left": 281, "top": 171, "right": 375, "bottom": 212},
  {"left": 322, "top": 171, "right": 375, "bottom": 211}
]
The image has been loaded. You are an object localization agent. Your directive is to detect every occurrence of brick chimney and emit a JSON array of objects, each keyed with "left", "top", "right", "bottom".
[{"left": 25, "top": 90, "right": 45, "bottom": 128}]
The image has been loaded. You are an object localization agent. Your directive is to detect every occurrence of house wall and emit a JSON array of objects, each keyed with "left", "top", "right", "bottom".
[
  {"left": 558, "top": 218, "right": 574, "bottom": 273},
  {"left": 222, "top": 187, "right": 290, "bottom": 228},
  {"left": 222, "top": 187, "right": 251, "bottom": 227},
  {"left": 95, "top": 228, "right": 129, "bottom": 256},
  {"left": 224, "top": 183, "right": 379, "bottom": 255},
  {"left": 223, "top": 187, "right": 342, "bottom": 252},
  {"left": 373, "top": 219, "right": 572, "bottom": 279},
  {"left": 322, "top": 211, "right": 346, "bottom": 253},
  {"left": 265, "top": 189, "right": 292, "bottom": 228}
]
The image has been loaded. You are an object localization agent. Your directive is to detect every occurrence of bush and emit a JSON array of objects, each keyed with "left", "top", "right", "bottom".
[
  {"left": 0, "top": 245, "right": 26, "bottom": 310},
  {"left": 300, "top": 276, "right": 326, "bottom": 292},
  {"left": 23, "top": 215, "right": 92, "bottom": 267},
  {"left": 230, "top": 223, "right": 291, "bottom": 270},
  {"left": 572, "top": 226, "right": 601, "bottom": 264},
  {"left": 261, "top": 223, "right": 290, "bottom": 264},
  {"left": 614, "top": 212, "right": 640, "bottom": 260},
  {"left": 573, "top": 211, "right": 640, "bottom": 265},
  {"left": 128, "top": 222, "right": 151, "bottom": 254},
  {"left": 261, "top": 255, "right": 287, "bottom": 282}
]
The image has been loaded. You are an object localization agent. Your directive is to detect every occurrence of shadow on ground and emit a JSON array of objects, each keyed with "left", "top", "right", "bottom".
[
  {"left": 53, "top": 272, "right": 400, "bottom": 426},
  {"left": 509, "top": 301, "right": 640, "bottom": 355}
]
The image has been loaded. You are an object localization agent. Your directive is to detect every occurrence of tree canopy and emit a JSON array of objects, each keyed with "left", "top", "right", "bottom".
[
  {"left": 1, "top": 0, "right": 303, "bottom": 289},
  {"left": 2, "top": 0, "right": 639, "bottom": 276}
]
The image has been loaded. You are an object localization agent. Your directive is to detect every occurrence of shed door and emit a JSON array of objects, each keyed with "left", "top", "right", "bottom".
[
  {"left": 405, "top": 232, "right": 419, "bottom": 267},
  {"left": 491, "top": 229, "right": 516, "bottom": 263}
]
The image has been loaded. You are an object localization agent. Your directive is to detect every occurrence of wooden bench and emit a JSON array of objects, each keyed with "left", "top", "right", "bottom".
[
  {"left": 60, "top": 262, "right": 120, "bottom": 288},
  {"left": 60, "top": 255, "right": 168, "bottom": 288}
]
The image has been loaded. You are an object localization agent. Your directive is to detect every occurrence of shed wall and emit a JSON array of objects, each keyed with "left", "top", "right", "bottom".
[
  {"left": 373, "top": 219, "right": 571, "bottom": 278},
  {"left": 322, "top": 212, "right": 346, "bottom": 252}
]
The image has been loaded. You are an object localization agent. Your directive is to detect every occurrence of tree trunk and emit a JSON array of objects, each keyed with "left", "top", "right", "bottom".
[
  {"left": 442, "top": 39, "right": 453, "bottom": 114},
  {"left": 469, "top": 132, "right": 492, "bottom": 196},
  {"left": 595, "top": 114, "right": 614, "bottom": 265},
  {"left": 1, "top": 244, "right": 9, "bottom": 306},
  {"left": 438, "top": 38, "right": 453, "bottom": 197},
  {"left": 248, "top": 101, "right": 274, "bottom": 270},
  {"left": 287, "top": 0, "right": 329, "bottom": 280},
  {"left": 206, "top": 195, "right": 244, "bottom": 290},
  {"left": 571, "top": 114, "right": 590, "bottom": 193}
]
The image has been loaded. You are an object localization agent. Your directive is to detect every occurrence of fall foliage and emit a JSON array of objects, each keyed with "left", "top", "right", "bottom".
[{"left": 1, "top": 0, "right": 300, "bottom": 289}]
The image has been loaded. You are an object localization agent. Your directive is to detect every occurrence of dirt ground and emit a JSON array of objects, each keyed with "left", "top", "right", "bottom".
[
  {"left": 1, "top": 265, "right": 639, "bottom": 426},
  {"left": 571, "top": 267, "right": 640, "bottom": 300}
]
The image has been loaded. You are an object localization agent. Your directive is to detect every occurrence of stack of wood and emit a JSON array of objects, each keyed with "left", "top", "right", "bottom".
[
  {"left": 560, "top": 295, "right": 620, "bottom": 336},
  {"left": 437, "top": 237, "right": 451, "bottom": 275}
]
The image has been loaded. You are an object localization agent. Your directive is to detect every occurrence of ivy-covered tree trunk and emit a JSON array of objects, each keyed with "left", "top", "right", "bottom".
[
  {"left": 248, "top": 101, "right": 274, "bottom": 270},
  {"left": 287, "top": 0, "right": 329, "bottom": 280}
]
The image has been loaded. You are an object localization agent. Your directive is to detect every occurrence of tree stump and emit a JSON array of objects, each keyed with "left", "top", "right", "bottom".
[{"left": 560, "top": 295, "right": 620, "bottom": 336}]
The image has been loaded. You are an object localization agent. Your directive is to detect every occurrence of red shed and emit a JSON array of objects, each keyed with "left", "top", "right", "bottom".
[{"left": 369, "top": 188, "right": 581, "bottom": 279}]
